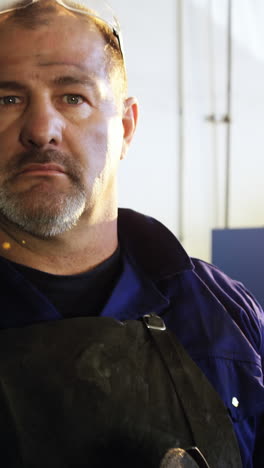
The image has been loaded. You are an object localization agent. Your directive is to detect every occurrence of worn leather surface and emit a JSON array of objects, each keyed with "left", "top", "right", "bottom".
[
  {"left": 160, "top": 449, "right": 201, "bottom": 468},
  {"left": 0, "top": 317, "right": 241, "bottom": 467}
]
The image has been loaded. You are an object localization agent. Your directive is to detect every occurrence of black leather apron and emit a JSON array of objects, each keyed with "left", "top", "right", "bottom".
[{"left": 0, "top": 315, "right": 242, "bottom": 467}]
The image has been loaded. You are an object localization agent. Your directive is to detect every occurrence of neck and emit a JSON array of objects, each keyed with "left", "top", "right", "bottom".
[{"left": 0, "top": 212, "right": 118, "bottom": 275}]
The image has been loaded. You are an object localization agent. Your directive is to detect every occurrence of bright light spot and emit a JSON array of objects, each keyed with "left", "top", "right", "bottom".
[
  {"left": 232, "top": 397, "right": 239, "bottom": 408},
  {"left": 2, "top": 242, "right": 11, "bottom": 250}
]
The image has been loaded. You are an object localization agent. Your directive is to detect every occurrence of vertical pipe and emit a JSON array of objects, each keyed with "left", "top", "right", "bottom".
[
  {"left": 177, "top": 0, "right": 184, "bottom": 242},
  {"left": 225, "top": 0, "right": 233, "bottom": 228},
  {"left": 207, "top": 0, "right": 219, "bottom": 227}
]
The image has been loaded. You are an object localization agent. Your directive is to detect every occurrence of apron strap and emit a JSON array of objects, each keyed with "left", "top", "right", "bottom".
[
  {"left": 160, "top": 447, "right": 209, "bottom": 468},
  {"left": 142, "top": 314, "right": 242, "bottom": 468}
]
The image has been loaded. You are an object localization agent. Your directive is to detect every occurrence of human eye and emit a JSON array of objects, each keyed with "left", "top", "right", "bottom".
[
  {"left": 62, "top": 94, "right": 85, "bottom": 105},
  {"left": 0, "top": 96, "right": 22, "bottom": 106}
]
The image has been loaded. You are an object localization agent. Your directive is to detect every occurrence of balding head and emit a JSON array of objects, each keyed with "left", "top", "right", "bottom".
[{"left": 1, "top": 0, "right": 127, "bottom": 103}]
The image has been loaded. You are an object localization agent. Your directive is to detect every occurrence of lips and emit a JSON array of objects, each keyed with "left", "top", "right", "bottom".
[{"left": 18, "top": 163, "right": 66, "bottom": 176}]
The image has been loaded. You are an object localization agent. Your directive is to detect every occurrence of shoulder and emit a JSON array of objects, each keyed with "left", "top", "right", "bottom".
[
  {"left": 192, "top": 257, "right": 263, "bottom": 321},
  {"left": 190, "top": 257, "right": 264, "bottom": 356},
  {"left": 118, "top": 208, "right": 264, "bottom": 357}
]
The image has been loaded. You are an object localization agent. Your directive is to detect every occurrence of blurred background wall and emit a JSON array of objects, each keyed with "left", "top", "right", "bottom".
[{"left": 111, "top": 0, "right": 264, "bottom": 263}]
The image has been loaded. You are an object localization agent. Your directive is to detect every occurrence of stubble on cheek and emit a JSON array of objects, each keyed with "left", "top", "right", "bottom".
[{"left": 0, "top": 148, "right": 89, "bottom": 237}]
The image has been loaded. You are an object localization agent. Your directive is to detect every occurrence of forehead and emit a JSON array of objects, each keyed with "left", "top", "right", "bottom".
[{"left": 0, "top": 12, "right": 108, "bottom": 80}]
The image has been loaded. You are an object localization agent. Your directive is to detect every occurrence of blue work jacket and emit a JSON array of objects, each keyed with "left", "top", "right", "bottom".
[{"left": 0, "top": 208, "right": 263, "bottom": 467}]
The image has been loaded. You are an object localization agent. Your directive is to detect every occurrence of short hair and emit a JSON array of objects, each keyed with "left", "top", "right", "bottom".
[{"left": 6, "top": 1, "right": 128, "bottom": 100}]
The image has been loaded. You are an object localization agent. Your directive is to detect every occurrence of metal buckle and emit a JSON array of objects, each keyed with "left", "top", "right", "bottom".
[{"left": 143, "top": 314, "right": 166, "bottom": 331}]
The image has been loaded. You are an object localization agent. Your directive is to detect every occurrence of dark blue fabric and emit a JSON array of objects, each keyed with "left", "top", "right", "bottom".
[{"left": 0, "top": 208, "right": 263, "bottom": 468}]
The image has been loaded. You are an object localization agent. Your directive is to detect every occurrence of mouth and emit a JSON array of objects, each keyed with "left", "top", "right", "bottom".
[{"left": 17, "top": 163, "right": 67, "bottom": 177}]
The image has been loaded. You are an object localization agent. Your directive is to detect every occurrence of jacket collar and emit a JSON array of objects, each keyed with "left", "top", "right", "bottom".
[
  {"left": 101, "top": 208, "right": 194, "bottom": 321},
  {"left": 0, "top": 209, "right": 193, "bottom": 327},
  {"left": 101, "top": 254, "right": 170, "bottom": 320},
  {"left": 118, "top": 208, "right": 194, "bottom": 281}
]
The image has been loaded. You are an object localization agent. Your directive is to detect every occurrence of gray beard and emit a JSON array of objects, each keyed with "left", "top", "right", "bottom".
[
  {"left": 0, "top": 149, "right": 87, "bottom": 238},
  {"left": 0, "top": 186, "right": 87, "bottom": 238}
]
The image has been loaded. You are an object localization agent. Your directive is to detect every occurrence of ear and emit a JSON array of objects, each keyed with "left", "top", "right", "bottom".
[{"left": 121, "top": 97, "right": 139, "bottom": 160}]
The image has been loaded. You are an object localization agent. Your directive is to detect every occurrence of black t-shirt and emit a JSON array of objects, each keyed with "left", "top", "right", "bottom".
[{"left": 9, "top": 247, "right": 122, "bottom": 318}]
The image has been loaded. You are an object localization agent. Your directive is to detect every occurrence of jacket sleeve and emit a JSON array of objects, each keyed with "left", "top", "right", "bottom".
[
  {"left": 192, "top": 258, "right": 264, "bottom": 362},
  {"left": 192, "top": 259, "right": 264, "bottom": 466}
]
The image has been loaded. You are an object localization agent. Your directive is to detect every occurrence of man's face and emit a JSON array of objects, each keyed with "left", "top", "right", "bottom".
[{"left": 0, "top": 11, "right": 131, "bottom": 238}]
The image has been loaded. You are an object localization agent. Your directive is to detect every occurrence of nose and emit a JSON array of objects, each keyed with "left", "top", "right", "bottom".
[{"left": 19, "top": 97, "right": 65, "bottom": 149}]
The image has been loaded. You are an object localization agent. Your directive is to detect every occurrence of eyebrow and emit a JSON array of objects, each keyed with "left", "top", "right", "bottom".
[
  {"left": 0, "top": 75, "right": 97, "bottom": 91},
  {"left": 0, "top": 81, "right": 27, "bottom": 91},
  {"left": 53, "top": 75, "right": 97, "bottom": 88}
]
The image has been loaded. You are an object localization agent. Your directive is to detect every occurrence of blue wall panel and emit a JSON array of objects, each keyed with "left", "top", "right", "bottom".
[{"left": 212, "top": 228, "right": 264, "bottom": 308}]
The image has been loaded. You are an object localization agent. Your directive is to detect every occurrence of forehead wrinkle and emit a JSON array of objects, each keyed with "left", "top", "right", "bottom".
[
  {"left": 37, "top": 61, "right": 107, "bottom": 86},
  {"left": 37, "top": 61, "right": 88, "bottom": 72}
]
